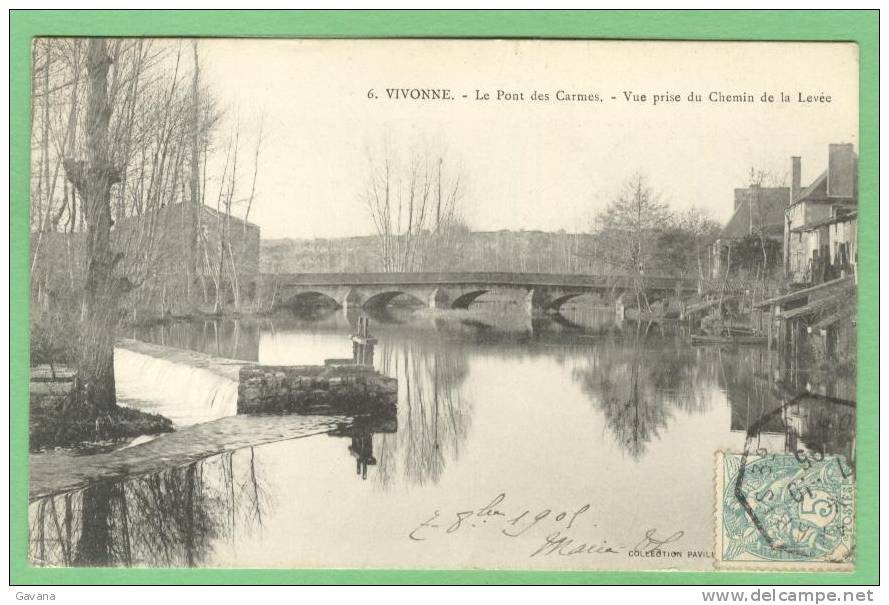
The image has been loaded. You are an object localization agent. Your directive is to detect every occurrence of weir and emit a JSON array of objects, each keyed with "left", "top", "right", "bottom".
[
  {"left": 114, "top": 339, "right": 243, "bottom": 426},
  {"left": 114, "top": 333, "right": 397, "bottom": 425}
]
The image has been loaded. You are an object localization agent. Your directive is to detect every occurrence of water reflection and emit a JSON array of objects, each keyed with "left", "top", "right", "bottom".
[
  {"left": 570, "top": 324, "right": 716, "bottom": 459},
  {"left": 34, "top": 306, "right": 856, "bottom": 568},
  {"left": 30, "top": 447, "right": 267, "bottom": 567},
  {"left": 720, "top": 346, "right": 856, "bottom": 466},
  {"left": 129, "top": 305, "right": 627, "bottom": 364},
  {"left": 129, "top": 309, "right": 856, "bottom": 470},
  {"left": 375, "top": 338, "right": 471, "bottom": 488},
  {"left": 131, "top": 319, "right": 261, "bottom": 362},
  {"left": 328, "top": 415, "right": 398, "bottom": 480}
]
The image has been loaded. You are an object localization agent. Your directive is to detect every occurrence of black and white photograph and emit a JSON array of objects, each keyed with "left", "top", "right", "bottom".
[{"left": 27, "top": 37, "right": 859, "bottom": 571}]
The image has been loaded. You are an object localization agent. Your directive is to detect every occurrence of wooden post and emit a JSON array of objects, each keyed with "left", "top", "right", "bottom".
[{"left": 766, "top": 309, "right": 773, "bottom": 350}]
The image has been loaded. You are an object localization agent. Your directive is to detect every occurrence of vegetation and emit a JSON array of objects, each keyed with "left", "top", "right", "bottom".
[
  {"left": 589, "top": 174, "right": 722, "bottom": 308},
  {"left": 266, "top": 176, "right": 721, "bottom": 280},
  {"left": 30, "top": 392, "right": 173, "bottom": 453},
  {"left": 363, "top": 142, "right": 467, "bottom": 272},
  {"left": 260, "top": 230, "right": 601, "bottom": 275},
  {"left": 29, "top": 37, "right": 263, "bottom": 445},
  {"left": 656, "top": 207, "right": 724, "bottom": 281},
  {"left": 719, "top": 234, "right": 783, "bottom": 277}
]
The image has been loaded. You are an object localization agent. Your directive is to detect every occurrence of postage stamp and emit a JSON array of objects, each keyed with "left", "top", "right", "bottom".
[{"left": 715, "top": 451, "right": 855, "bottom": 570}]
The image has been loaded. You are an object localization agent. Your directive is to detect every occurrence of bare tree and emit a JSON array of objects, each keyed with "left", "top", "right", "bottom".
[
  {"left": 365, "top": 143, "right": 464, "bottom": 272},
  {"left": 31, "top": 37, "right": 259, "bottom": 419},
  {"left": 593, "top": 174, "right": 672, "bottom": 312},
  {"left": 748, "top": 167, "right": 786, "bottom": 280},
  {"left": 187, "top": 40, "right": 203, "bottom": 302},
  {"left": 676, "top": 207, "right": 722, "bottom": 292}
]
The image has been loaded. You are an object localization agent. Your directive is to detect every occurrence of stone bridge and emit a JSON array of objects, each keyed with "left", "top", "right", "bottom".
[{"left": 263, "top": 272, "right": 699, "bottom": 315}]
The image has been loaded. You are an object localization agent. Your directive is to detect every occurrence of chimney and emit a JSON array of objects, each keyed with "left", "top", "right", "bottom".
[
  {"left": 791, "top": 156, "right": 801, "bottom": 205},
  {"left": 827, "top": 143, "right": 856, "bottom": 198}
]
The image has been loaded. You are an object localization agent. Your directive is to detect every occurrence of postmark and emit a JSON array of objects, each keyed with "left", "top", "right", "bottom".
[{"left": 715, "top": 450, "right": 854, "bottom": 570}]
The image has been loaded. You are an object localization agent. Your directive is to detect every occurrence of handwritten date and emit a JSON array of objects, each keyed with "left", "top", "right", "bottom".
[{"left": 409, "top": 492, "right": 683, "bottom": 559}]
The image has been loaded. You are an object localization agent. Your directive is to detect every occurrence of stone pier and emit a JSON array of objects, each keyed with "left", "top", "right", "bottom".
[{"left": 237, "top": 364, "right": 397, "bottom": 415}]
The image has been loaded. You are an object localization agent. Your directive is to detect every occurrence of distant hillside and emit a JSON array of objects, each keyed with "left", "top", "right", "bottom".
[{"left": 261, "top": 230, "right": 605, "bottom": 274}]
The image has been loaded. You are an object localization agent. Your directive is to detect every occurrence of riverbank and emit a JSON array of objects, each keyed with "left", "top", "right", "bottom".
[
  {"left": 29, "top": 390, "right": 174, "bottom": 453},
  {"left": 29, "top": 363, "right": 174, "bottom": 451}
]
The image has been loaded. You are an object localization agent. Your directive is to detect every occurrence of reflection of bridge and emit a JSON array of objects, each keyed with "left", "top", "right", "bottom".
[{"left": 264, "top": 272, "right": 698, "bottom": 314}]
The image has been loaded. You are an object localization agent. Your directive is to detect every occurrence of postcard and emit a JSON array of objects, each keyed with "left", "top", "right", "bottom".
[{"left": 23, "top": 34, "right": 863, "bottom": 575}]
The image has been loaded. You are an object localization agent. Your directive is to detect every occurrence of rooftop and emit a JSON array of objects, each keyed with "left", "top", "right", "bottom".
[
  {"left": 790, "top": 144, "right": 858, "bottom": 207},
  {"left": 718, "top": 185, "right": 788, "bottom": 241}
]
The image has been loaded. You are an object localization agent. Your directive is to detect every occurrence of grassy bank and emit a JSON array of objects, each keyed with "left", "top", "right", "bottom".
[{"left": 30, "top": 392, "right": 174, "bottom": 453}]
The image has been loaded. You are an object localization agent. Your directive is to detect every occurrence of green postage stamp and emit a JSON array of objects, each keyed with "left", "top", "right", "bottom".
[{"left": 716, "top": 451, "right": 855, "bottom": 570}]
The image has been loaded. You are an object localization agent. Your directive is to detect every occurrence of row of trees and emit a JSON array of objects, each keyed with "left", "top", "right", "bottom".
[
  {"left": 262, "top": 230, "right": 601, "bottom": 275},
  {"left": 30, "top": 37, "right": 262, "bottom": 415},
  {"left": 362, "top": 158, "right": 722, "bottom": 290},
  {"left": 32, "top": 38, "right": 211, "bottom": 268},
  {"left": 364, "top": 145, "right": 466, "bottom": 273}
]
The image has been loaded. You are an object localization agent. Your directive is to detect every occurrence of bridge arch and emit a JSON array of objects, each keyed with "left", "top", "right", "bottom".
[
  {"left": 281, "top": 290, "right": 341, "bottom": 310},
  {"left": 450, "top": 289, "right": 490, "bottom": 310},
  {"left": 545, "top": 292, "right": 586, "bottom": 312},
  {"left": 363, "top": 290, "right": 425, "bottom": 310}
]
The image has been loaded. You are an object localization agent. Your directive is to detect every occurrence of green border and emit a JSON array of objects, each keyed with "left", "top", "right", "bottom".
[{"left": 10, "top": 9, "right": 878, "bottom": 585}]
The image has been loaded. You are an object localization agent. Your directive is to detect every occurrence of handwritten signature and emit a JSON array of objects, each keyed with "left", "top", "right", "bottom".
[{"left": 409, "top": 492, "right": 684, "bottom": 559}]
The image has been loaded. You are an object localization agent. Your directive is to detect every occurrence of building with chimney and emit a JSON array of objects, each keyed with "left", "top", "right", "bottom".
[
  {"left": 753, "top": 143, "right": 859, "bottom": 369},
  {"left": 784, "top": 143, "right": 858, "bottom": 285},
  {"left": 710, "top": 183, "right": 789, "bottom": 278}
]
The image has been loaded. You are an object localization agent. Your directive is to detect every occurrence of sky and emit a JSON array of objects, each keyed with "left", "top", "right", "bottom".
[{"left": 198, "top": 39, "right": 858, "bottom": 240}]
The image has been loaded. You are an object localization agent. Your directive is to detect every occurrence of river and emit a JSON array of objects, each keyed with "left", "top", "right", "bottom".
[{"left": 28, "top": 305, "right": 856, "bottom": 570}]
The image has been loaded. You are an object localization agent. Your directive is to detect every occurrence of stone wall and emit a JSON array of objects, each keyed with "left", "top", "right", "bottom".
[{"left": 238, "top": 364, "right": 397, "bottom": 416}]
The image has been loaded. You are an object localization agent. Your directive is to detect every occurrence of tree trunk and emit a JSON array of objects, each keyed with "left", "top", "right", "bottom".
[
  {"left": 188, "top": 41, "right": 203, "bottom": 303},
  {"left": 66, "top": 39, "right": 120, "bottom": 413}
]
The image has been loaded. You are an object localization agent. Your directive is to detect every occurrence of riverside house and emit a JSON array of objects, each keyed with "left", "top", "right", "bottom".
[
  {"left": 784, "top": 143, "right": 858, "bottom": 286},
  {"left": 709, "top": 183, "right": 789, "bottom": 279}
]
